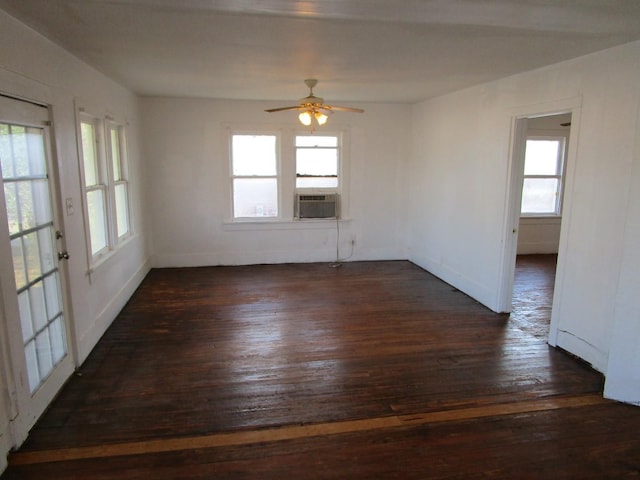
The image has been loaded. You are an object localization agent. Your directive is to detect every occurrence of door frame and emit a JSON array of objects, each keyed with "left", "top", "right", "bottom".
[
  {"left": 498, "top": 96, "right": 582, "bottom": 346},
  {"left": 0, "top": 94, "right": 77, "bottom": 447}
]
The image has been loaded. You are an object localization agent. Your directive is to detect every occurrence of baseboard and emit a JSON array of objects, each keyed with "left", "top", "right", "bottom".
[{"left": 76, "top": 258, "right": 152, "bottom": 364}]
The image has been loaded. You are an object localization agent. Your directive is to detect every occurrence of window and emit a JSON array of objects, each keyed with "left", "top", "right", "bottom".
[
  {"left": 107, "top": 123, "right": 130, "bottom": 240},
  {"left": 78, "top": 111, "right": 132, "bottom": 264},
  {"left": 228, "top": 129, "right": 344, "bottom": 221},
  {"left": 521, "top": 137, "right": 565, "bottom": 216},
  {"left": 295, "top": 135, "right": 339, "bottom": 189},
  {"left": 79, "top": 117, "right": 108, "bottom": 257},
  {"left": 231, "top": 134, "right": 279, "bottom": 219}
]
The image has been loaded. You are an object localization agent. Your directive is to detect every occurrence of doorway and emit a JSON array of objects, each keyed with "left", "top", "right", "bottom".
[
  {"left": 499, "top": 99, "right": 581, "bottom": 346},
  {"left": 0, "top": 95, "right": 75, "bottom": 447}
]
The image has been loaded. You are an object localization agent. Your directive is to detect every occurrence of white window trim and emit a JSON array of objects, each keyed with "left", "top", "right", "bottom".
[
  {"left": 520, "top": 134, "right": 567, "bottom": 218},
  {"left": 76, "top": 104, "right": 133, "bottom": 275},
  {"left": 105, "top": 120, "right": 132, "bottom": 244},
  {"left": 229, "top": 129, "right": 282, "bottom": 221}
]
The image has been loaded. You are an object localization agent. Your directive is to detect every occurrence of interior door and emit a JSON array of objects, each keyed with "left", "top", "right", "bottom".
[{"left": 0, "top": 95, "right": 75, "bottom": 446}]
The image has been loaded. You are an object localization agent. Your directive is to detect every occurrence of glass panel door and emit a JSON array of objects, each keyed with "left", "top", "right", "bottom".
[
  {"left": 0, "top": 95, "right": 75, "bottom": 447},
  {"left": 1, "top": 123, "right": 67, "bottom": 392}
]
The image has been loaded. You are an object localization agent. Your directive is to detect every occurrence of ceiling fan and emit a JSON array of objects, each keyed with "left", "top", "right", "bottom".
[{"left": 265, "top": 79, "right": 364, "bottom": 129}]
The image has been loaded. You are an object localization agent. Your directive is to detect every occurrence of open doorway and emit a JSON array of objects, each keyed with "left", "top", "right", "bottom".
[
  {"left": 510, "top": 114, "right": 571, "bottom": 337},
  {"left": 499, "top": 101, "right": 581, "bottom": 346}
]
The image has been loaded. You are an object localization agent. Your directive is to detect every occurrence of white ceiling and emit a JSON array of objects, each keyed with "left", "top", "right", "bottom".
[{"left": 2, "top": 0, "right": 640, "bottom": 104}]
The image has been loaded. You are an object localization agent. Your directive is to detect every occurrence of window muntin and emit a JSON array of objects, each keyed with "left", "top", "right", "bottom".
[
  {"left": 295, "top": 135, "right": 339, "bottom": 189},
  {"left": 521, "top": 137, "right": 565, "bottom": 216},
  {"left": 230, "top": 134, "right": 279, "bottom": 219}
]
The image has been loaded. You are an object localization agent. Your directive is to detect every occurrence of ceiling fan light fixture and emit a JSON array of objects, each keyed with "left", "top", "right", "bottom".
[
  {"left": 315, "top": 111, "right": 328, "bottom": 125},
  {"left": 298, "top": 110, "right": 312, "bottom": 126}
]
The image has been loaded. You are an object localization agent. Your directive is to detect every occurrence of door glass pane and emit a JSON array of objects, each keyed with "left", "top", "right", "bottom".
[
  {"left": 17, "top": 181, "right": 35, "bottom": 230},
  {"left": 23, "top": 231, "right": 42, "bottom": 282},
  {"left": 0, "top": 123, "right": 14, "bottom": 177},
  {"left": 4, "top": 182, "right": 19, "bottom": 235},
  {"left": 32, "top": 179, "right": 52, "bottom": 225},
  {"left": 49, "top": 317, "right": 66, "bottom": 365},
  {"left": 11, "top": 237, "right": 27, "bottom": 290},
  {"left": 18, "top": 291, "right": 33, "bottom": 342},
  {"left": 10, "top": 125, "right": 29, "bottom": 177},
  {"left": 38, "top": 227, "right": 56, "bottom": 273},
  {"left": 26, "top": 127, "right": 46, "bottom": 176},
  {"left": 30, "top": 281, "right": 47, "bottom": 332},
  {"left": 233, "top": 178, "right": 278, "bottom": 218},
  {"left": 44, "top": 273, "right": 62, "bottom": 320},
  {"left": 24, "top": 340, "right": 40, "bottom": 392},
  {"left": 35, "top": 330, "right": 53, "bottom": 379}
]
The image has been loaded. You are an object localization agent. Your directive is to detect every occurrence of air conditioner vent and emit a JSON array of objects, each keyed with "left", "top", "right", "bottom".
[{"left": 295, "top": 194, "right": 338, "bottom": 219}]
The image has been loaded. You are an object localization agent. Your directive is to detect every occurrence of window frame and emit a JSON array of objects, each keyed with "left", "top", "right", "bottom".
[
  {"left": 76, "top": 107, "right": 133, "bottom": 269},
  {"left": 229, "top": 130, "right": 281, "bottom": 221},
  {"left": 520, "top": 135, "right": 567, "bottom": 217},
  {"left": 294, "top": 133, "right": 341, "bottom": 192},
  {"left": 105, "top": 120, "right": 131, "bottom": 243},
  {"left": 78, "top": 113, "right": 110, "bottom": 261}
]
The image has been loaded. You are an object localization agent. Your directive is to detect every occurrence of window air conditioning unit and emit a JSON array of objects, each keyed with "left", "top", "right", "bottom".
[{"left": 295, "top": 194, "right": 338, "bottom": 219}]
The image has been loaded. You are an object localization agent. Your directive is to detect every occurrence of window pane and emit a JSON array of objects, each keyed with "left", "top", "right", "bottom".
[
  {"left": 25, "top": 340, "right": 40, "bottom": 392},
  {"left": 110, "top": 127, "right": 122, "bottom": 181},
  {"left": 232, "top": 135, "right": 277, "bottom": 176},
  {"left": 296, "top": 141, "right": 338, "bottom": 188},
  {"left": 524, "top": 140, "right": 561, "bottom": 175},
  {"left": 86, "top": 189, "right": 108, "bottom": 255},
  {"left": 233, "top": 178, "right": 278, "bottom": 218},
  {"left": 4, "top": 182, "right": 19, "bottom": 235},
  {"left": 296, "top": 136, "right": 338, "bottom": 147},
  {"left": 10, "top": 125, "right": 29, "bottom": 177},
  {"left": 81, "top": 121, "right": 98, "bottom": 186},
  {"left": 12, "top": 237, "right": 27, "bottom": 290},
  {"left": 114, "top": 183, "right": 129, "bottom": 238},
  {"left": 0, "top": 123, "right": 14, "bottom": 177},
  {"left": 521, "top": 178, "right": 559, "bottom": 214},
  {"left": 26, "top": 127, "right": 46, "bottom": 177}
]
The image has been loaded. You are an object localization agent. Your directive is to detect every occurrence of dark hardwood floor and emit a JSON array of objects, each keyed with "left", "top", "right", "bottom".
[{"left": 3, "top": 256, "right": 640, "bottom": 479}]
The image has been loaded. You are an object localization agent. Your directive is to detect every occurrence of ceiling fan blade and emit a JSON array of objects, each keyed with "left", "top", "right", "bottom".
[
  {"left": 264, "top": 105, "right": 303, "bottom": 113},
  {"left": 321, "top": 105, "right": 365, "bottom": 113}
]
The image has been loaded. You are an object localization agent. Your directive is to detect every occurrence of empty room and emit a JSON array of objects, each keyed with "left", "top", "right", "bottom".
[{"left": 1, "top": 1, "right": 640, "bottom": 478}]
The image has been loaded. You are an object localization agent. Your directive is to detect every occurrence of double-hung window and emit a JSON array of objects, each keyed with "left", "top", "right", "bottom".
[
  {"left": 230, "top": 133, "right": 279, "bottom": 219},
  {"left": 521, "top": 137, "right": 566, "bottom": 216},
  {"left": 107, "top": 122, "right": 130, "bottom": 240},
  {"left": 79, "top": 116, "right": 109, "bottom": 257},
  {"left": 78, "top": 111, "right": 131, "bottom": 264}
]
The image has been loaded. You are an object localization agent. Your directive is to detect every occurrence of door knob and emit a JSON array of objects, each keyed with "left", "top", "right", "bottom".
[{"left": 58, "top": 251, "right": 70, "bottom": 260}]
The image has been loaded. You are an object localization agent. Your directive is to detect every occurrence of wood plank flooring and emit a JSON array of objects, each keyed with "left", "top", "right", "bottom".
[{"left": 3, "top": 257, "right": 640, "bottom": 479}]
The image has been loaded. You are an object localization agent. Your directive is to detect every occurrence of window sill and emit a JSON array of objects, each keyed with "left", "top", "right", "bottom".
[
  {"left": 222, "top": 218, "right": 351, "bottom": 231},
  {"left": 87, "top": 233, "right": 139, "bottom": 276}
]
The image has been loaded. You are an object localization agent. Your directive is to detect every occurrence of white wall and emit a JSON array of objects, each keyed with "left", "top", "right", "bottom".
[
  {"left": 408, "top": 41, "right": 640, "bottom": 388},
  {"left": 0, "top": 10, "right": 150, "bottom": 467},
  {"left": 142, "top": 97, "right": 410, "bottom": 267},
  {"left": 517, "top": 217, "right": 561, "bottom": 254}
]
